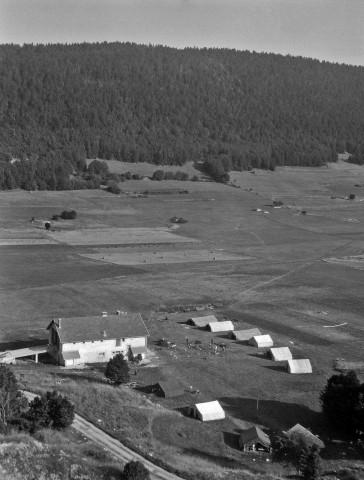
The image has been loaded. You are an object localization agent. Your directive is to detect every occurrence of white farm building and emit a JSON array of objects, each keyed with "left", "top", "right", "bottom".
[
  {"left": 47, "top": 312, "right": 148, "bottom": 366},
  {"left": 249, "top": 334, "right": 273, "bottom": 348}
]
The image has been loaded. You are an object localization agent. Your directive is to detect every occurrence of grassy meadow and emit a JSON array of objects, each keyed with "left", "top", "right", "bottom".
[{"left": 0, "top": 160, "right": 364, "bottom": 479}]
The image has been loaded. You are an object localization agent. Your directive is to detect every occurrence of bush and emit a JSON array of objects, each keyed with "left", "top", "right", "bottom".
[
  {"left": 349, "top": 193, "right": 356, "bottom": 200},
  {"left": 105, "top": 353, "right": 130, "bottom": 385},
  {"left": 123, "top": 460, "right": 150, "bottom": 480},
  {"left": 27, "top": 391, "right": 74, "bottom": 433},
  {"left": 152, "top": 170, "right": 165, "bottom": 181},
  {"left": 107, "top": 181, "right": 121, "bottom": 194},
  {"left": 60, "top": 210, "right": 77, "bottom": 220}
]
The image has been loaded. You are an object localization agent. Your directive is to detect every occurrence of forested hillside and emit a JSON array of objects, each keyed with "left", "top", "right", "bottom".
[{"left": 0, "top": 42, "right": 364, "bottom": 189}]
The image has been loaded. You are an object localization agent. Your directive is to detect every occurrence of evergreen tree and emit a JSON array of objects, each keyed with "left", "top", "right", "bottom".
[
  {"left": 302, "top": 445, "right": 322, "bottom": 480},
  {"left": 0, "top": 365, "right": 28, "bottom": 430},
  {"left": 320, "top": 371, "right": 363, "bottom": 433},
  {"left": 105, "top": 353, "right": 130, "bottom": 385}
]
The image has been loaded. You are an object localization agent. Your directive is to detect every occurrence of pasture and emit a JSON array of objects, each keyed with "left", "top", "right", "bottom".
[{"left": 1, "top": 161, "right": 364, "bottom": 479}]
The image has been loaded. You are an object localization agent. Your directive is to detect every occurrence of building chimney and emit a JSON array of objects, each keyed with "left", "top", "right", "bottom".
[{"left": 102, "top": 312, "right": 107, "bottom": 317}]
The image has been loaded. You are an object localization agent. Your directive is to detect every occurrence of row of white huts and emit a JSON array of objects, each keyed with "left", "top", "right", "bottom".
[{"left": 188, "top": 315, "right": 312, "bottom": 374}]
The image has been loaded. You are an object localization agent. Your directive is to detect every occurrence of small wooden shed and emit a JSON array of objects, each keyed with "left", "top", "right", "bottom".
[
  {"left": 239, "top": 426, "right": 271, "bottom": 452},
  {"left": 155, "top": 378, "right": 185, "bottom": 398}
]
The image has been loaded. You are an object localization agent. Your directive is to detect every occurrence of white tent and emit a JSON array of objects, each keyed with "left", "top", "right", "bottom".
[
  {"left": 188, "top": 315, "right": 218, "bottom": 327},
  {"left": 207, "top": 321, "right": 234, "bottom": 333},
  {"left": 269, "top": 347, "right": 292, "bottom": 361},
  {"left": 230, "top": 328, "right": 261, "bottom": 341},
  {"left": 287, "top": 359, "right": 312, "bottom": 374},
  {"left": 249, "top": 334, "right": 273, "bottom": 348},
  {"left": 194, "top": 401, "right": 225, "bottom": 421}
]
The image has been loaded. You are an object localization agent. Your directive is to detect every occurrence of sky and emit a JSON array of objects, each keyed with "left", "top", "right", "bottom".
[{"left": 0, "top": 0, "right": 363, "bottom": 66}]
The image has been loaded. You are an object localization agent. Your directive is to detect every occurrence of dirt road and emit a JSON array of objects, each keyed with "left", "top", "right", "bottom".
[{"left": 23, "top": 391, "right": 185, "bottom": 480}]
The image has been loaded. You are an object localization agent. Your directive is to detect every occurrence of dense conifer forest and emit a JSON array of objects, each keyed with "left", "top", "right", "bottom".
[{"left": 0, "top": 42, "right": 364, "bottom": 189}]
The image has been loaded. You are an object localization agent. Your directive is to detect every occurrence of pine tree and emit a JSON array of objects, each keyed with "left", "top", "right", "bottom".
[
  {"left": 0, "top": 365, "right": 28, "bottom": 429},
  {"left": 105, "top": 353, "right": 130, "bottom": 385},
  {"left": 302, "top": 445, "right": 322, "bottom": 480}
]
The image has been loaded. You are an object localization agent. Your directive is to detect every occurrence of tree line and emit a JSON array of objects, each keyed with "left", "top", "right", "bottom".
[{"left": 0, "top": 42, "right": 364, "bottom": 190}]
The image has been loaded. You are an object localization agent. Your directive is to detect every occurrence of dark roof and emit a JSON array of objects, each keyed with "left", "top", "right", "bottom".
[
  {"left": 156, "top": 378, "right": 184, "bottom": 398},
  {"left": 63, "top": 350, "right": 81, "bottom": 360},
  {"left": 239, "top": 426, "right": 271, "bottom": 448},
  {"left": 47, "top": 314, "right": 148, "bottom": 343},
  {"left": 130, "top": 346, "right": 148, "bottom": 355}
]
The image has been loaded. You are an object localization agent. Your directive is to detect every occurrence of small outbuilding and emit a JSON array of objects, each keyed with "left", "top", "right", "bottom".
[
  {"left": 230, "top": 328, "right": 261, "bottom": 342},
  {"left": 249, "top": 334, "right": 273, "bottom": 348},
  {"left": 239, "top": 426, "right": 272, "bottom": 453},
  {"left": 286, "top": 423, "right": 325, "bottom": 449},
  {"left": 188, "top": 315, "right": 218, "bottom": 327},
  {"left": 269, "top": 347, "right": 292, "bottom": 362},
  {"left": 155, "top": 378, "right": 185, "bottom": 398},
  {"left": 194, "top": 401, "right": 225, "bottom": 422},
  {"left": 207, "top": 321, "right": 234, "bottom": 333},
  {"left": 130, "top": 346, "right": 148, "bottom": 361},
  {"left": 287, "top": 359, "right": 312, "bottom": 374}
]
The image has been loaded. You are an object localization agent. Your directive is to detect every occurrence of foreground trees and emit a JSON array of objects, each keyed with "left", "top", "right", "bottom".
[
  {"left": 320, "top": 371, "right": 364, "bottom": 434},
  {"left": 0, "top": 365, "right": 28, "bottom": 431},
  {"left": 27, "top": 391, "right": 75, "bottom": 432},
  {"left": 272, "top": 433, "right": 322, "bottom": 478}
]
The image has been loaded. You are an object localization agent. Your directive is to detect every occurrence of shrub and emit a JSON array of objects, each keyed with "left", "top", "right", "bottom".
[
  {"left": 105, "top": 353, "right": 130, "bottom": 385},
  {"left": 60, "top": 210, "right": 77, "bottom": 220},
  {"left": 27, "top": 391, "right": 74, "bottom": 432},
  {"left": 152, "top": 170, "right": 165, "bottom": 181},
  {"left": 107, "top": 181, "right": 121, "bottom": 194},
  {"left": 0, "top": 365, "right": 28, "bottom": 428},
  {"left": 349, "top": 193, "right": 356, "bottom": 200},
  {"left": 123, "top": 460, "right": 150, "bottom": 480}
]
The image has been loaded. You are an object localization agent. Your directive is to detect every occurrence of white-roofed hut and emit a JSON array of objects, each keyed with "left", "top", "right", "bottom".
[
  {"left": 287, "top": 359, "right": 312, "bottom": 374},
  {"left": 207, "top": 321, "right": 234, "bottom": 333},
  {"left": 194, "top": 401, "right": 225, "bottom": 421},
  {"left": 249, "top": 334, "right": 273, "bottom": 348},
  {"left": 269, "top": 347, "right": 292, "bottom": 362}
]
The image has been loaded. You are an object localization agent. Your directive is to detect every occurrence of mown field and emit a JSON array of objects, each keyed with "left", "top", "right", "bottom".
[{"left": 0, "top": 161, "right": 363, "bottom": 479}]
